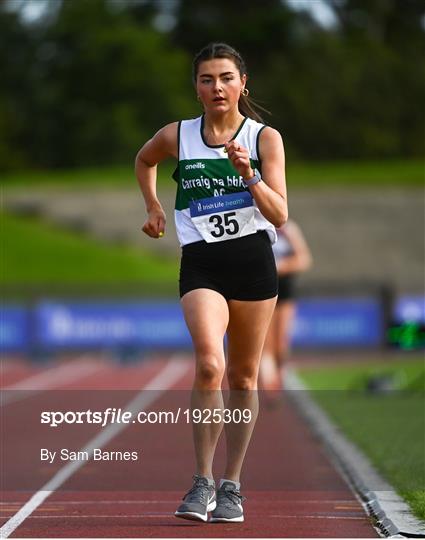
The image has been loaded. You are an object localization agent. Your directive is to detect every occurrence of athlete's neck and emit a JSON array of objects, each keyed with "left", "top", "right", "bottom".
[{"left": 203, "top": 110, "right": 245, "bottom": 141}]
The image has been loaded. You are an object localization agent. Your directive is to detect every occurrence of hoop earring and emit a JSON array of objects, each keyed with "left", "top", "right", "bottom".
[
  {"left": 241, "top": 88, "right": 249, "bottom": 97},
  {"left": 197, "top": 95, "right": 201, "bottom": 102}
]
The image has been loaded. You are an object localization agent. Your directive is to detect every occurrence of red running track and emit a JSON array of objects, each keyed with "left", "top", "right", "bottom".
[{"left": 0, "top": 354, "right": 378, "bottom": 538}]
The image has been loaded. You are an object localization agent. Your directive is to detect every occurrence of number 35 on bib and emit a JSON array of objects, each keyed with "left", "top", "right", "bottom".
[{"left": 189, "top": 192, "right": 257, "bottom": 243}]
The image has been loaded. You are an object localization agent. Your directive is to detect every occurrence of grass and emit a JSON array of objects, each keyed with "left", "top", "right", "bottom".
[
  {"left": 298, "top": 357, "right": 424, "bottom": 391},
  {"left": 297, "top": 357, "right": 425, "bottom": 521},
  {"left": 2, "top": 158, "right": 424, "bottom": 189},
  {"left": 1, "top": 212, "right": 179, "bottom": 295},
  {"left": 1, "top": 162, "right": 176, "bottom": 189}
]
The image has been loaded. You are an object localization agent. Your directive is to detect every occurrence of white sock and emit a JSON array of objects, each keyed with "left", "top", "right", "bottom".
[{"left": 219, "top": 478, "right": 240, "bottom": 490}]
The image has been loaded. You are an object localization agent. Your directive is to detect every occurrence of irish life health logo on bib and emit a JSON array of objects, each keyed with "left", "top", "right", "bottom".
[{"left": 189, "top": 192, "right": 256, "bottom": 243}]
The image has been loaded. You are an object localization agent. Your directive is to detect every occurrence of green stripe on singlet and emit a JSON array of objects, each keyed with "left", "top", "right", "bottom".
[{"left": 174, "top": 158, "right": 261, "bottom": 211}]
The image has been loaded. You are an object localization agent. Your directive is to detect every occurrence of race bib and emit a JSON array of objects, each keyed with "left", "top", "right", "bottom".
[{"left": 189, "top": 192, "right": 256, "bottom": 243}]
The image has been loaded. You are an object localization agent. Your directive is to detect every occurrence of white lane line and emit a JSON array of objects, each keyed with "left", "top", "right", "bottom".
[
  {"left": 0, "top": 498, "right": 357, "bottom": 506},
  {"left": 1, "top": 359, "right": 102, "bottom": 406},
  {"left": 0, "top": 514, "right": 367, "bottom": 520},
  {"left": 0, "top": 357, "right": 188, "bottom": 538},
  {"left": 3, "top": 358, "right": 97, "bottom": 390},
  {"left": 1, "top": 514, "right": 174, "bottom": 519},
  {"left": 270, "top": 515, "right": 366, "bottom": 520},
  {"left": 0, "top": 500, "right": 179, "bottom": 505}
]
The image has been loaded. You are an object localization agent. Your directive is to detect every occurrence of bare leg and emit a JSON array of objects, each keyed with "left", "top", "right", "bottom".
[
  {"left": 223, "top": 296, "right": 277, "bottom": 482},
  {"left": 260, "top": 308, "right": 280, "bottom": 390},
  {"left": 274, "top": 301, "right": 296, "bottom": 386},
  {"left": 181, "top": 288, "right": 229, "bottom": 479}
]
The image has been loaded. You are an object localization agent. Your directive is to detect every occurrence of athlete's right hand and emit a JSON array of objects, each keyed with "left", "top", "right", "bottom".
[{"left": 142, "top": 207, "right": 166, "bottom": 239}]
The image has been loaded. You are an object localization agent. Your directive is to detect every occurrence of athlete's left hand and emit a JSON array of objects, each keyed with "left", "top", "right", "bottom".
[{"left": 225, "top": 141, "right": 254, "bottom": 180}]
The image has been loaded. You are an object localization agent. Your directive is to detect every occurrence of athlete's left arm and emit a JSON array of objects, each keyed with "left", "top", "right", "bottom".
[
  {"left": 227, "top": 128, "right": 288, "bottom": 227},
  {"left": 251, "top": 127, "right": 288, "bottom": 227}
]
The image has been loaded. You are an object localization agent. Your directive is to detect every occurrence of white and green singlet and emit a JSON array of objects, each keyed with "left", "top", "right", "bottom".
[{"left": 173, "top": 115, "right": 277, "bottom": 247}]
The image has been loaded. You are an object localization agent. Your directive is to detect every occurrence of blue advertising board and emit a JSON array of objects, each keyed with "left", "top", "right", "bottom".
[
  {"left": 0, "top": 306, "right": 29, "bottom": 352},
  {"left": 292, "top": 298, "right": 383, "bottom": 347},
  {"left": 35, "top": 301, "right": 192, "bottom": 349},
  {"left": 4, "top": 295, "right": 422, "bottom": 353},
  {"left": 34, "top": 298, "right": 383, "bottom": 350}
]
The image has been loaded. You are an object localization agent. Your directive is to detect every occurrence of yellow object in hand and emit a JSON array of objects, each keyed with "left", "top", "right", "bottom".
[{"left": 158, "top": 231, "right": 164, "bottom": 237}]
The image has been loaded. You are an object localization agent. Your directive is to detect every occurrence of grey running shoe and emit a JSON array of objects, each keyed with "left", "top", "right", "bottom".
[
  {"left": 210, "top": 481, "right": 246, "bottom": 522},
  {"left": 175, "top": 475, "right": 216, "bottom": 522}
]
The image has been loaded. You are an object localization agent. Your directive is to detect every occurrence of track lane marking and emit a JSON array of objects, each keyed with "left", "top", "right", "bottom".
[
  {"left": 0, "top": 499, "right": 358, "bottom": 506},
  {"left": 0, "top": 514, "right": 369, "bottom": 520},
  {"left": 1, "top": 358, "right": 102, "bottom": 406},
  {"left": 0, "top": 500, "right": 180, "bottom": 505},
  {"left": 1, "top": 514, "right": 177, "bottom": 519},
  {"left": 270, "top": 515, "right": 368, "bottom": 520},
  {"left": 2, "top": 358, "right": 99, "bottom": 390},
  {"left": 0, "top": 357, "right": 189, "bottom": 538}
]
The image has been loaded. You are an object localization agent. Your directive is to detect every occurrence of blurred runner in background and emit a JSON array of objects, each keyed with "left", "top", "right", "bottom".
[{"left": 260, "top": 219, "right": 312, "bottom": 392}]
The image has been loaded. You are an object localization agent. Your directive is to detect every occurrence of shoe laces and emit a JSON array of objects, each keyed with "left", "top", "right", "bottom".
[
  {"left": 217, "top": 484, "right": 246, "bottom": 507},
  {"left": 182, "top": 475, "right": 211, "bottom": 503}
]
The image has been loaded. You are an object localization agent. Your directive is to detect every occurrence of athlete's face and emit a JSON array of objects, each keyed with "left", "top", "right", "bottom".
[{"left": 196, "top": 58, "right": 247, "bottom": 113}]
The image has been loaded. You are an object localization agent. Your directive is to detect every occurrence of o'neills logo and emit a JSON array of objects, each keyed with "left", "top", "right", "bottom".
[{"left": 185, "top": 162, "right": 205, "bottom": 170}]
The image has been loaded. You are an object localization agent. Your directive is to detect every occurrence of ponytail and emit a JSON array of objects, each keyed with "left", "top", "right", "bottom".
[{"left": 238, "top": 93, "right": 270, "bottom": 124}]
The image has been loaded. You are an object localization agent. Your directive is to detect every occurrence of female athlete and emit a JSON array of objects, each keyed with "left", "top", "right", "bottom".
[{"left": 135, "top": 42, "right": 287, "bottom": 523}]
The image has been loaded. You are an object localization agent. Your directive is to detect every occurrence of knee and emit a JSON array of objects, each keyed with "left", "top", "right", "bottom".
[
  {"left": 195, "top": 353, "right": 225, "bottom": 389},
  {"left": 227, "top": 367, "right": 258, "bottom": 391}
]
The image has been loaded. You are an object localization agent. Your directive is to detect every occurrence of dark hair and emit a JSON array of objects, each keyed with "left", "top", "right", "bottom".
[{"left": 192, "top": 42, "right": 269, "bottom": 123}]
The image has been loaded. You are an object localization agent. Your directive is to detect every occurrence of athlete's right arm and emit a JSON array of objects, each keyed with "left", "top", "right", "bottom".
[{"left": 135, "top": 122, "right": 178, "bottom": 238}]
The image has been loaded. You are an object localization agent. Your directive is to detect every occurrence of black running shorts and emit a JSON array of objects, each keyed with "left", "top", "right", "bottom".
[
  {"left": 179, "top": 230, "right": 278, "bottom": 301},
  {"left": 277, "top": 274, "right": 297, "bottom": 303}
]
